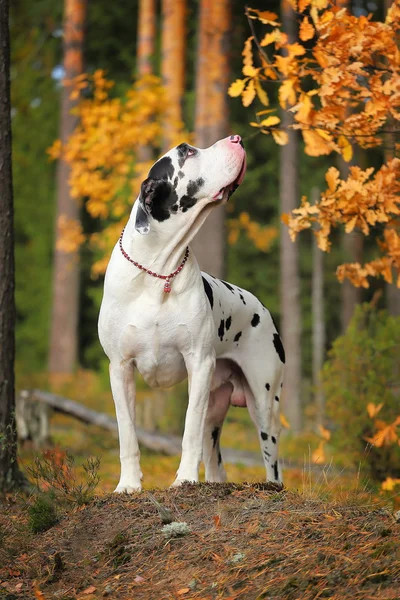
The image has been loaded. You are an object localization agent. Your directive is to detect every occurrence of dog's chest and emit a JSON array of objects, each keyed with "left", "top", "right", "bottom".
[{"left": 115, "top": 302, "right": 201, "bottom": 388}]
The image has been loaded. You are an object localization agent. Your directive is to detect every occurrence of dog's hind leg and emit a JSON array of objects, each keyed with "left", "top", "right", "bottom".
[
  {"left": 241, "top": 355, "right": 284, "bottom": 486},
  {"left": 203, "top": 383, "right": 231, "bottom": 483},
  {"left": 109, "top": 361, "right": 143, "bottom": 493}
]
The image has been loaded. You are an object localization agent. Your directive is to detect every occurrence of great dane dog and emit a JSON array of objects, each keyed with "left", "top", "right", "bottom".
[{"left": 98, "top": 135, "right": 285, "bottom": 492}]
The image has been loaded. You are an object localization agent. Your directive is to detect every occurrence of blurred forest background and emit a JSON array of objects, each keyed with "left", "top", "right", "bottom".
[{"left": 9, "top": 0, "right": 400, "bottom": 495}]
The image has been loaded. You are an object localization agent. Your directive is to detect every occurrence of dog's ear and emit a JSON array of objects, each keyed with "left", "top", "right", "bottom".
[
  {"left": 136, "top": 178, "right": 174, "bottom": 233},
  {"left": 135, "top": 203, "right": 150, "bottom": 235}
]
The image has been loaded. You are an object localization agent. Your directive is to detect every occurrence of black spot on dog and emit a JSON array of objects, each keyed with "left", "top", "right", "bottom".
[
  {"left": 251, "top": 314, "right": 260, "bottom": 327},
  {"left": 180, "top": 195, "right": 197, "bottom": 212},
  {"left": 178, "top": 170, "right": 184, "bottom": 179},
  {"left": 239, "top": 293, "right": 246, "bottom": 305},
  {"left": 202, "top": 276, "right": 214, "bottom": 309},
  {"left": 176, "top": 143, "right": 189, "bottom": 167},
  {"left": 218, "top": 319, "right": 225, "bottom": 341},
  {"left": 187, "top": 177, "right": 204, "bottom": 197},
  {"left": 148, "top": 156, "right": 175, "bottom": 180},
  {"left": 281, "top": 382, "right": 283, "bottom": 388},
  {"left": 273, "top": 333, "right": 286, "bottom": 363},
  {"left": 221, "top": 280, "right": 235, "bottom": 293},
  {"left": 171, "top": 204, "right": 178, "bottom": 213},
  {"left": 219, "top": 300, "right": 221, "bottom": 308},
  {"left": 265, "top": 383, "right": 270, "bottom": 391},
  {"left": 211, "top": 427, "right": 219, "bottom": 448},
  {"left": 173, "top": 176, "right": 178, "bottom": 189},
  {"left": 264, "top": 449, "right": 271, "bottom": 459},
  {"left": 273, "top": 461, "right": 279, "bottom": 481},
  {"left": 272, "top": 436, "right": 277, "bottom": 444},
  {"left": 233, "top": 331, "right": 242, "bottom": 343},
  {"left": 140, "top": 178, "right": 178, "bottom": 222},
  {"left": 261, "top": 431, "right": 268, "bottom": 441},
  {"left": 218, "top": 451, "right": 222, "bottom": 466},
  {"left": 225, "top": 316, "right": 232, "bottom": 331},
  {"left": 275, "top": 396, "right": 280, "bottom": 402}
]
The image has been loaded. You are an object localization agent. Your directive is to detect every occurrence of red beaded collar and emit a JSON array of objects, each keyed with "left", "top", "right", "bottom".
[{"left": 118, "top": 228, "right": 189, "bottom": 293}]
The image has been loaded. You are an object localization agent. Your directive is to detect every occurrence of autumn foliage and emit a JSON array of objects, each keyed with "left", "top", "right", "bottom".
[
  {"left": 229, "top": 0, "right": 400, "bottom": 288},
  {"left": 48, "top": 71, "right": 167, "bottom": 275}
]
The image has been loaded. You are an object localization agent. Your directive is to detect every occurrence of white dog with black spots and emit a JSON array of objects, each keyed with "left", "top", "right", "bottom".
[{"left": 98, "top": 135, "right": 285, "bottom": 492}]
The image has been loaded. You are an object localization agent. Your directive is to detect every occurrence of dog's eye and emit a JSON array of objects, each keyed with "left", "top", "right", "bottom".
[{"left": 187, "top": 148, "right": 196, "bottom": 157}]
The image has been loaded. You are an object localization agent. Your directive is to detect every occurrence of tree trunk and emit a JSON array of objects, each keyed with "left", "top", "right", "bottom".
[
  {"left": 137, "top": 0, "right": 156, "bottom": 77},
  {"left": 384, "top": 0, "right": 400, "bottom": 315},
  {"left": 339, "top": 157, "right": 363, "bottom": 331},
  {"left": 137, "top": 0, "right": 156, "bottom": 163},
  {"left": 311, "top": 189, "right": 326, "bottom": 430},
  {"left": 0, "top": 0, "right": 26, "bottom": 491},
  {"left": 191, "top": 0, "right": 231, "bottom": 278},
  {"left": 279, "top": 0, "right": 302, "bottom": 433},
  {"left": 49, "top": 0, "right": 87, "bottom": 376},
  {"left": 161, "top": 0, "right": 186, "bottom": 151}
]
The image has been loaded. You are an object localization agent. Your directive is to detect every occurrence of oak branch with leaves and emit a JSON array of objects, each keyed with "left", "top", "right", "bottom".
[{"left": 229, "top": 1, "right": 400, "bottom": 288}]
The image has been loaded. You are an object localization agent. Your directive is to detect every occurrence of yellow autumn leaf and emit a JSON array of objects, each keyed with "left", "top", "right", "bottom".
[
  {"left": 255, "top": 79, "right": 269, "bottom": 106},
  {"left": 325, "top": 166, "right": 339, "bottom": 192},
  {"left": 280, "top": 413, "right": 290, "bottom": 429},
  {"left": 381, "top": 477, "right": 400, "bottom": 491},
  {"left": 272, "top": 130, "right": 289, "bottom": 145},
  {"left": 242, "top": 79, "right": 256, "bottom": 107},
  {"left": 367, "top": 402, "right": 384, "bottom": 419},
  {"left": 318, "top": 424, "right": 331, "bottom": 441},
  {"left": 260, "top": 30, "right": 279, "bottom": 47},
  {"left": 47, "top": 139, "right": 62, "bottom": 160},
  {"left": 345, "top": 215, "right": 358, "bottom": 233},
  {"left": 243, "top": 65, "right": 259, "bottom": 77},
  {"left": 299, "top": 16, "right": 315, "bottom": 41},
  {"left": 242, "top": 36, "right": 254, "bottom": 68},
  {"left": 299, "top": 0, "right": 311, "bottom": 12},
  {"left": 228, "top": 79, "right": 247, "bottom": 97},
  {"left": 261, "top": 116, "right": 281, "bottom": 127},
  {"left": 312, "top": 440, "right": 326, "bottom": 464},
  {"left": 249, "top": 9, "right": 280, "bottom": 26},
  {"left": 338, "top": 135, "right": 353, "bottom": 162},
  {"left": 279, "top": 79, "right": 296, "bottom": 109}
]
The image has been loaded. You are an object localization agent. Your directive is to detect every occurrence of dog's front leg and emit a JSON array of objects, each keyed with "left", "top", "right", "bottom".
[
  {"left": 172, "top": 353, "right": 216, "bottom": 486},
  {"left": 109, "top": 361, "right": 143, "bottom": 493}
]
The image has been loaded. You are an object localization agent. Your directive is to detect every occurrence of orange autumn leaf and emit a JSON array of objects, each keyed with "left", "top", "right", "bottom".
[{"left": 367, "top": 402, "right": 383, "bottom": 419}]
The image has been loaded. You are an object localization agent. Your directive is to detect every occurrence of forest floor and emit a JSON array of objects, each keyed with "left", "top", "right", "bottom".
[{"left": 1, "top": 482, "right": 400, "bottom": 600}]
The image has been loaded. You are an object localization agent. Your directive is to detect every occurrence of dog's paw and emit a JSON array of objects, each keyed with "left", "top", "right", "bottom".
[
  {"left": 170, "top": 478, "right": 198, "bottom": 488},
  {"left": 114, "top": 483, "right": 142, "bottom": 494}
]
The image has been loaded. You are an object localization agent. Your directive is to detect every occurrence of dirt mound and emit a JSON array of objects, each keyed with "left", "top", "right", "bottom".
[{"left": 1, "top": 483, "right": 399, "bottom": 599}]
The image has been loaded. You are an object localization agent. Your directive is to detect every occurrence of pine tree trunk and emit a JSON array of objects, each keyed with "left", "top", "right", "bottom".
[
  {"left": 49, "top": 0, "right": 87, "bottom": 376},
  {"left": 0, "top": 0, "right": 26, "bottom": 491},
  {"left": 384, "top": 0, "right": 400, "bottom": 315},
  {"left": 137, "top": 0, "right": 156, "bottom": 163},
  {"left": 137, "top": 0, "right": 156, "bottom": 77},
  {"left": 311, "top": 189, "right": 326, "bottom": 430},
  {"left": 161, "top": 0, "right": 186, "bottom": 151},
  {"left": 339, "top": 157, "right": 363, "bottom": 331},
  {"left": 191, "top": 0, "right": 231, "bottom": 278},
  {"left": 279, "top": 0, "right": 302, "bottom": 433}
]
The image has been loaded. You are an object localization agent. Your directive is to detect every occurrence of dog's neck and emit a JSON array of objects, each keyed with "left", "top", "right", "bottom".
[{"left": 122, "top": 198, "right": 216, "bottom": 279}]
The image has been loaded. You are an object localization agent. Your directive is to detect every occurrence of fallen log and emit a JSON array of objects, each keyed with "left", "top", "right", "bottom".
[{"left": 17, "top": 389, "right": 264, "bottom": 466}]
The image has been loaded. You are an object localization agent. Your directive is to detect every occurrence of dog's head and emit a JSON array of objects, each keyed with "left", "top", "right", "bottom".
[{"left": 135, "top": 135, "right": 246, "bottom": 235}]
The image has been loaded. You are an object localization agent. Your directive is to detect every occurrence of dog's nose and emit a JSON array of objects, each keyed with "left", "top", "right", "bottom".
[{"left": 230, "top": 134, "right": 241, "bottom": 144}]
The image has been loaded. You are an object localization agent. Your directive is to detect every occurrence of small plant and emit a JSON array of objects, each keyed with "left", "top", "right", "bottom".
[
  {"left": 323, "top": 304, "right": 400, "bottom": 482},
  {"left": 26, "top": 449, "right": 100, "bottom": 506},
  {"left": 28, "top": 492, "right": 59, "bottom": 533}
]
